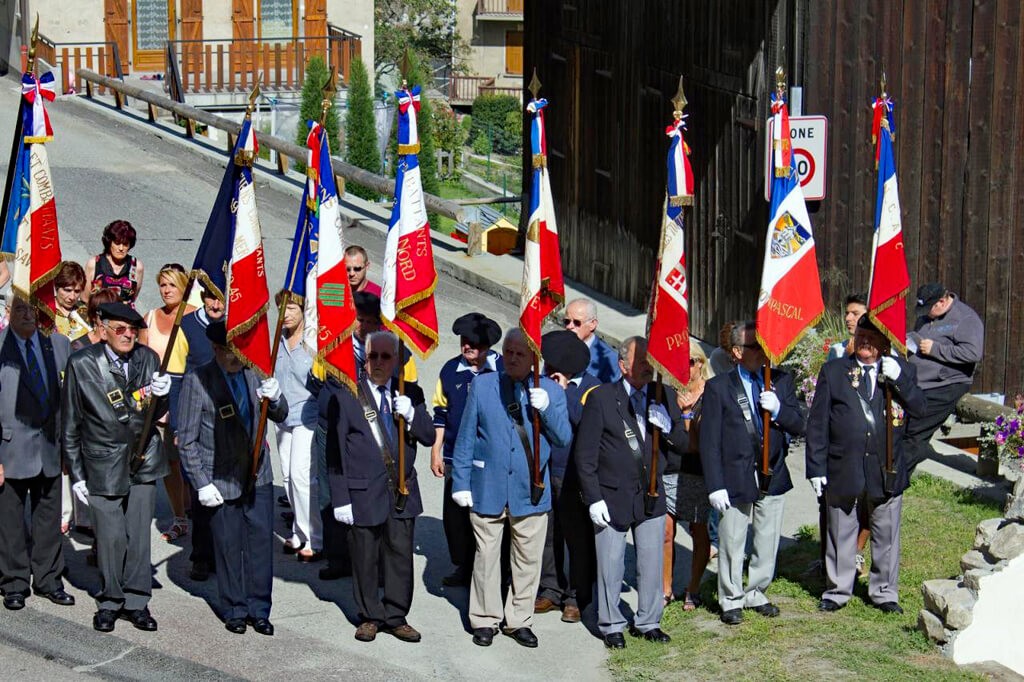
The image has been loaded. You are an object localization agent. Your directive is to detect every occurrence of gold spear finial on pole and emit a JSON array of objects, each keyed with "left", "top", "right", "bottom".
[
  {"left": 880, "top": 69, "right": 887, "bottom": 99},
  {"left": 27, "top": 14, "right": 40, "bottom": 75},
  {"left": 399, "top": 48, "right": 412, "bottom": 90},
  {"left": 319, "top": 67, "right": 336, "bottom": 126},
  {"left": 671, "top": 75, "right": 687, "bottom": 121},
  {"left": 244, "top": 75, "right": 261, "bottom": 120},
  {"left": 775, "top": 65, "right": 787, "bottom": 96},
  {"left": 528, "top": 67, "right": 542, "bottom": 100}
]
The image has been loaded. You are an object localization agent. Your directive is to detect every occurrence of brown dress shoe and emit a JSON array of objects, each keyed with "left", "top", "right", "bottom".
[
  {"left": 354, "top": 622, "right": 378, "bottom": 642},
  {"left": 561, "top": 604, "right": 582, "bottom": 623},
  {"left": 534, "top": 596, "right": 557, "bottom": 613},
  {"left": 385, "top": 624, "right": 422, "bottom": 643}
]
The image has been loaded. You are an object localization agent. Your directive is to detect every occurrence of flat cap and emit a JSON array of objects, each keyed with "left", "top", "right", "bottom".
[
  {"left": 916, "top": 283, "right": 945, "bottom": 312},
  {"left": 541, "top": 329, "right": 590, "bottom": 377},
  {"left": 205, "top": 320, "right": 228, "bottom": 346},
  {"left": 98, "top": 302, "right": 147, "bottom": 328},
  {"left": 452, "top": 312, "right": 501, "bottom": 347}
]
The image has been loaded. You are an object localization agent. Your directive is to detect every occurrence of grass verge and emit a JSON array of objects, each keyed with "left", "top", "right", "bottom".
[{"left": 608, "top": 473, "right": 1001, "bottom": 681}]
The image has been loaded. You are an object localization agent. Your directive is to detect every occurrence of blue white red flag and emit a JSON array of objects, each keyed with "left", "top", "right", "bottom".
[
  {"left": 192, "top": 117, "right": 272, "bottom": 376},
  {"left": 519, "top": 97, "right": 564, "bottom": 356},
  {"left": 284, "top": 121, "right": 357, "bottom": 390},
  {"left": 868, "top": 95, "right": 910, "bottom": 354},
  {"left": 756, "top": 92, "right": 824, "bottom": 364},
  {"left": 381, "top": 86, "right": 439, "bottom": 358},
  {"left": 1, "top": 71, "right": 63, "bottom": 330},
  {"left": 646, "top": 113, "right": 694, "bottom": 389}
]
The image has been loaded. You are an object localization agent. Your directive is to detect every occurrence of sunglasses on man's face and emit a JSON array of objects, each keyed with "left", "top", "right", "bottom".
[
  {"left": 562, "top": 318, "right": 589, "bottom": 328},
  {"left": 105, "top": 323, "right": 137, "bottom": 336},
  {"left": 346, "top": 266, "right": 365, "bottom": 273},
  {"left": 367, "top": 351, "right": 393, "bottom": 361}
]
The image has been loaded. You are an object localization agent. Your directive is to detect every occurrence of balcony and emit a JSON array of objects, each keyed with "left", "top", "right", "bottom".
[
  {"left": 449, "top": 75, "right": 522, "bottom": 106},
  {"left": 476, "top": 0, "right": 524, "bottom": 20}
]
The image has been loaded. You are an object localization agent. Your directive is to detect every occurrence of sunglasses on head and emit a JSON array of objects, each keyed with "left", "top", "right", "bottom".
[
  {"left": 160, "top": 263, "right": 186, "bottom": 273},
  {"left": 367, "top": 351, "right": 393, "bottom": 361}
]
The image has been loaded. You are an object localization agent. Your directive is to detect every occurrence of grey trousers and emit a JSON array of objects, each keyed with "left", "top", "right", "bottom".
[
  {"left": 824, "top": 493, "right": 902, "bottom": 605},
  {"left": 595, "top": 514, "right": 665, "bottom": 635},
  {"left": 717, "top": 494, "right": 785, "bottom": 611},
  {"left": 89, "top": 482, "right": 156, "bottom": 612},
  {"left": 469, "top": 508, "right": 547, "bottom": 631}
]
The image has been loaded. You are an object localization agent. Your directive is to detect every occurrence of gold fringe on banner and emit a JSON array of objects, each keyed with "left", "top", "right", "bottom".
[
  {"left": 756, "top": 308, "right": 824, "bottom": 367},
  {"left": 669, "top": 195, "right": 692, "bottom": 207},
  {"left": 398, "top": 143, "right": 421, "bottom": 155},
  {"left": 532, "top": 155, "right": 547, "bottom": 169}
]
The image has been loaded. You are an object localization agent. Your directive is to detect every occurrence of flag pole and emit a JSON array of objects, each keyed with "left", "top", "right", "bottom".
[
  {"left": 531, "top": 352, "right": 544, "bottom": 504},
  {"left": 645, "top": 374, "right": 663, "bottom": 516},
  {"left": 760, "top": 364, "right": 773, "bottom": 494},
  {"left": 395, "top": 340, "right": 409, "bottom": 511},
  {"left": 1, "top": 17, "right": 36, "bottom": 263}
]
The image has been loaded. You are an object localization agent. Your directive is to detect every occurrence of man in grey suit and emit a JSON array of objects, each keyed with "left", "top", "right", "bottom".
[
  {"left": 0, "top": 296, "right": 74, "bottom": 611},
  {"left": 63, "top": 302, "right": 172, "bottom": 633},
  {"left": 177, "top": 321, "right": 286, "bottom": 636}
]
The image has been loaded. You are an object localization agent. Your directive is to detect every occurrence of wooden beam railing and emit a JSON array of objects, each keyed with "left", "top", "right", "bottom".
[{"left": 75, "top": 68, "right": 466, "bottom": 223}]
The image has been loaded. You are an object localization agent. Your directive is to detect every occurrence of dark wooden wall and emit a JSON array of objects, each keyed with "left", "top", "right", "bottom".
[{"left": 523, "top": 0, "right": 1023, "bottom": 395}]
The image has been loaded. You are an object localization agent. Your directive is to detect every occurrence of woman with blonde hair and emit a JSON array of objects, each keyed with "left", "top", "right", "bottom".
[
  {"left": 141, "top": 263, "right": 196, "bottom": 541},
  {"left": 662, "top": 343, "right": 714, "bottom": 610}
]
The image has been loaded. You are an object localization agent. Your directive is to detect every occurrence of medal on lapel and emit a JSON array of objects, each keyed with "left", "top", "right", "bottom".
[
  {"left": 131, "top": 385, "right": 153, "bottom": 412},
  {"left": 848, "top": 366, "right": 862, "bottom": 389},
  {"left": 890, "top": 401, "right": 906, "bottom": 427}
]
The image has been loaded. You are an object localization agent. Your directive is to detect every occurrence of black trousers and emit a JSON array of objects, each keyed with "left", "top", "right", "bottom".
[
  {"left": 538, "top": 475, "right": 573, "bottom": 605},
  {"left": 905, "top": 382, "right": 971, "bottom": 474},
  {"left": 443, "top": 464, "right": 474, "bottom": 571},
  {"left": 559, "top": 475, "right": 596, "bottom": 612},
  {"left": 321, "top": 505, "right": 351, "bottom": 570},
  {"left": 208, "top": 484, "right": 274, "bottom": 621},
  {"left": 189, "top": 485, "right": 215, "bottom": 566},
  {"left": 347, "top": 516, "right": 415, "bottom": 629},
  {"left": 0, "top": 474, "right": 64, "bottom": 595}
]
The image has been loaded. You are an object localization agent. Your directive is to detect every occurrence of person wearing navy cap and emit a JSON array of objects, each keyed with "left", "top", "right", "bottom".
[{"left": 62, "top": 301, "right": 172, "bottom": 633}]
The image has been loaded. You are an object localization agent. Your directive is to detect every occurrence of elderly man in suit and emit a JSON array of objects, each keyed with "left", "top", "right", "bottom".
[
  {"left": 63, "top": 302, "right": 171, "bottom": 633},
  {"left": 563, "top": 298, "right": 621, "bottom": 383},
  {"left": 700, "top": 320, "right": 805, "bottom": 625},
  {"left": 807, "top": 315, "right": 926, "bottom": 614},
  {"left": 177, "top": 321, "right": 286, "bottom": 636},
  {"left": 325, "top": 330, "right": 434, "bottom": 643},
  {"left": 575, "top": 336, "right": 688, "bottom": 648},
  {"left": 0, "top": 296, "right": 74, "bottom": 611},
  {"left": 452, "top": 328, "right": 571, "bottom": 648}
]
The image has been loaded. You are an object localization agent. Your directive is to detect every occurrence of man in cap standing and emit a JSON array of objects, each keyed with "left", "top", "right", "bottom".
[
  {"left": 177, "top": 321, "right": 286, "bottom": 636},
  {"left": 905, "top": 283, "right": 984, "bottom": 473},
  {"left": 431, "top": 312, "right": 503, "bottom": 587},
  {"left": 63, "top": 302, "right": 172, "bottom": 633}
]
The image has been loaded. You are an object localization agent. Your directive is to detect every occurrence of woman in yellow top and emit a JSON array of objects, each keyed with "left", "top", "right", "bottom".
[
  {"left": 140, "top": 263, "right": 195, "bottom": 541},
  {"left": 52, "top": 262, "right": 92, "bottom": 351}
]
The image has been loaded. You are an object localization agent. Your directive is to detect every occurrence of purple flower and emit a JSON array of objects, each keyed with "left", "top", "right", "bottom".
[
  {"left": 996, "top": 415, "right": 1005, "bottom": 427},
  {"left": 996, "top": 433, "right": 1006, "bottom": 445},
  {"left": 1017, "top": 445, "right": 1024, "bottom": 457},
  {"left": 1010, "top": 419, "right": 1020, "bottom": 432}
]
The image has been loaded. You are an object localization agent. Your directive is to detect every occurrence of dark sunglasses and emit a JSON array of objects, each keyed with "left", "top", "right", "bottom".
[
  {"left": 346, "top": 266, "right": 365, "bottom": 273},
  {"left": 367, "top": 351, "right": 393, "bottom": 361},
  {"left": 562, "top": 318, "right": 588, "bottom": 328},
  {"left": 105, "top": 323, "right": 137, "bottom": 336}
]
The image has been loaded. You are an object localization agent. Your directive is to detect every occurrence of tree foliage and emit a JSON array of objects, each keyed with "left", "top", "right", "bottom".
[
  {"left": 344, "top": 58, "right": 381, "bottom": 200},
  {"left": 294, "top": 55, "right": 341, "bottom": 172},
  {"left": 469, "top": 94, "right": 522, "bottom": 155},
  {"left": 374, "top": 0, "right": 467, "bottom": 82}
]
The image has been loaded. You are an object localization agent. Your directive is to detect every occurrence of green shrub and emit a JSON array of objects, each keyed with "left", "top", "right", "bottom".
[
  {"left": 470, "top": 94, "right": 521, "bottom": 155},
  {"left": 294, "top": 55, "right": 341, "bottom": 173},
  {"left": 343, "top": 58, "right": 381, "bottom": 201}
]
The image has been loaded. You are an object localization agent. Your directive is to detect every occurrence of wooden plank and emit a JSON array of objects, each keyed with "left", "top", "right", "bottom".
[
  {"left": 205, "top": 45, "right": 212, "bottom": 92},
  {"left": 1003, "top": 2, "right": 1024, "bottom": 396},
  {"left": 216, "top": 45, "right": 225, "bottom": 92},
  {"left": 916, "top": 0, "right": 948, "bottom": 289},
  {"left": 61, "top": 48, "right": 70, "bottom": 94},
  {"left": 275, "top": 43, "right": 283, "bottom": 89},
  {"left": 897, "top": 0, "right": 927, "bottom": 312}
]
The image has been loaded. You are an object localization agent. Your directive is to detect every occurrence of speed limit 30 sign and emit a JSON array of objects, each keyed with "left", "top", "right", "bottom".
[{"left": 764, "top": 115, "right": 828, "bottom": 201}]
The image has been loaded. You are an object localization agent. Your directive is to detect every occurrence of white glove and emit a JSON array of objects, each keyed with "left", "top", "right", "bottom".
[
  {"left": 72, "top": 481, "right": 89, "bottom": 507},
  {"left": 880, "top": 356, "right": 901, "bottom": 382},
  {"left": 648, "top": 404, "right": 671, "bottom": 432},
  {"left": 333, "top": 504, "right": 354, "bottom": 525},
  {"left": 150, "top": 372, "right": 171, "bottom": 397},
  {"left": 589, "top": 500, "right": 611, "bottom": 528},
  {"left": 759, "top": 390, "right": 781, "bottom": 420},
  {"left": 452, "top": 490, "right": 473, "bottom": 508},
  {"left": 257, "top": 377, "right": 281, "bottom": 402},
  {"left": 528, "top": 387, "right": 550, "bottom": 413},
  {"left": 393, "top": 395, "right": 415, "bottom": 422},
  {"left": 809, "top": 476, "right": 827, "bottom": 497},
  {"left": 197, "top": 483, "right": 224, "bottom": 508},
  {"left": 708, "top": 489, "right": 731, "bottom": 512}
]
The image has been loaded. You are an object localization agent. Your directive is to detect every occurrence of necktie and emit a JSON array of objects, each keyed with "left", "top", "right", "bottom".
[
  {"left": 378, "top": 385, "right": 395, "bottom": 443},
  {"left": 865, "top": 365, "right": 875, "bottom": 399},
  {"left": 23, "top": 338, "right": 49, "bottom": 403},
  {"left": 750, "top": 373, "right": 764, "bottom": 437},
  {"left": 112, "top": 354, "right": 128, "bottom": 381},
  {"left": 630, "top": 389, "right": 646, "bottom": 441},
  {"left": 229, "top": 372, "right": 251, "bottom": 431}
]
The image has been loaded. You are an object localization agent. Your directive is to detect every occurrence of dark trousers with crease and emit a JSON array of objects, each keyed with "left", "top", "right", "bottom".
[
  {"left": 559, "top": 475, "right": 596, "bottom": 612},
  {"left": 347, "top": 515, "right": 415, "bottom": 628},
  {"left": 443, "top": 463, "right": 474, "bottom": 571},
  {"left": 905, "top": 382, "right": 971, "bottom": 474},
  {"left": 209, "top": 483, "right": 273, "bottom": 621},
  {"left": 90, "top": 482, "right": 156, "bottom": 612},
  {"left": 189, "top": 486, "right": 215, "bottom": 566},
  {"left": 538, "top": 475, "right": 574, "bottom": 606},
  {"left": 0, "top": 474, "right": 64, "bottom": 596},
  {"left": 321, "top": 505, "right": 351, "bottom": 570}
]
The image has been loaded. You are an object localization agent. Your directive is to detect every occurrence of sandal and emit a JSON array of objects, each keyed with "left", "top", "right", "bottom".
[
  {"left": 682, "top": 592, "right": 702, "bottom": 611},
  {"left": 663, "top": 593, "right": 674, "bottom": 606},
  {"left": 161, "top": 517, "right": 190, "bottom": 542}
]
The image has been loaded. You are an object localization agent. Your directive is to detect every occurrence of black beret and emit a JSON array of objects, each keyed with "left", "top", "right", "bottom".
[
  {"left": 452, "top": 312, "right": 501, "bottom": 347},
  {"left": 856, "top": 314, "right": 882, "bottom": 335},
  {"left": 541, "top": 330, "right": 590, "bottom": 377},
  {"left": 916, "top": 282, "right": 945, "bottom": 312},
  {"left": 354, "top": 291, "right": 381, "bottom": 317},
  {"left": 97, "top": 302, "right": 147, "bottom": 328},
  {"left": 206, "top": 320, "right": 228, "bottom": 346}
]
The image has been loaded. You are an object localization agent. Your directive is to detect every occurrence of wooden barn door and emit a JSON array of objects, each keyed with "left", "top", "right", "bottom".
[
  {"left": 131, "top": 0, "right": 175, "bottom": 72},
  {"left": 103, "top": 0, "right": 130, "bottom": 74}
]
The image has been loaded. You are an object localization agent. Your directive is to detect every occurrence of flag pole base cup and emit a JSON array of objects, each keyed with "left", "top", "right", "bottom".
[
  {"left": 530, "top": 482, "right": 545, "bottom": 506},
  {"left": 883, "top": 469, "right": 898, "bottom": 497},
  {"left": 394, "top": 489, "right": 409, "bottom": 514},
  {"left": 644, "top": 492, "right": 659, "bottom": 517},
  {"left": 758, "top": 471, "right": 772, "bottom": 497}
]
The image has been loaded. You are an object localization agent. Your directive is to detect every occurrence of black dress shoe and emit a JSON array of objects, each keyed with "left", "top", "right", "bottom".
[
  {"left": 875, "top": 601, "right": 904, "bottom": 614},
  {"left": 503, "top": 627, "right": 539, "bottom": 648},
  {"left": 442, "top": 569, "right": 472, "bottom": 587},
  {"left": 277, "top": 494, "right": 291, "bottom": 507},
  {"left": 190, "top": 562, "right": 210, "bottom": 582},
  {"left": 246, "top": 617, "right": 274, "bottom": 636},
  {"left": 720, "top": 608, "right": 743, "bottom": 625},
  {"left": 93, "top": 609, "right": 118, "bottom": 632},
  {"left": 604, "top": 632, "right": 626, "bottom": 649},
  {"left": 282, "top": 541, "right": 304, "bottom": 555},
  {"left": 3, "top": 592, "right": 26, "bottom": 610},
  {"left": 818, "top": 599, "right": 844, "bottom": 612},
  {"left": 472, "top": 626, "right": 497, "bottom": 647},
  {"left": 751, "top": 603, "right": 780, "bottom": 618},
  {"left": 629, "top": 625, "right": 671, "bottom": 643},
  {"left": 319, "top": 564, "right": 352, "bottom": 580},
  {"left": 34, "top": 588, "right": 75, "bottom": 606},
  {"left": 121, "top": 607, "right": 158, "bottom": 631},
  {"left": 225, "top": 618, "right": 247, "bottom": 634}
]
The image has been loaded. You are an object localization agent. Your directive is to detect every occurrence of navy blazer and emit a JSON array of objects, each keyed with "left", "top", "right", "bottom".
[
  {"left": 551, "top": 373, "right": 602, "bottom": 479},
  {"left": 806, "top": 355, "right": 927, "bottom": 500},
  {"left": 574, "top": 381, "right": 687, "bottom": 529},
  {"left": 588, "top": 336, "right": 622, "bottom": 383},
  {"left": 700, "top": 367, "right": 805, "bottom": 504},
  {"left": 325, "top": 379, "right": 434, "bottom": 526}
]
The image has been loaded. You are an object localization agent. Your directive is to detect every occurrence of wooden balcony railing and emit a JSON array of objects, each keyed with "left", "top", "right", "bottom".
[
  {"left": 477, "top": 0, "right": 524, "bottom": 15},
  {"left": 30, "top": 34, "right": 123, "bottom": 95},
  {"left": 480, "top": 82, "right": 523, "bottom": 101},
  {"left": 449, "top": 75, "right": 496, "bottom": 104}
]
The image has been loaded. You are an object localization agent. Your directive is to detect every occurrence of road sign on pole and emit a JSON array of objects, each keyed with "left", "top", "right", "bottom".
[{"left": 764, "top": 115, "right": 828, "bottom": 201}]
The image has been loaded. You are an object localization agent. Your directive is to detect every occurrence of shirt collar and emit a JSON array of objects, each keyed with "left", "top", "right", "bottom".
[
  {"left": 621, "top": 379, "right": 645, "bottom": 398},
  {"left": 457, "top": 350, "right": 498, "bottom": 374},
  {"left": 368, "top": 377, "right": 393, "bottom": 393},
  {"left": 583, "top": 334, "right": 596, "bottom": 349},
  {"left": 104, "top": 344, "right": 130, "bottom": 364},
  {"left": 737, "top": 365, "right": 763, "bottom": 384}
]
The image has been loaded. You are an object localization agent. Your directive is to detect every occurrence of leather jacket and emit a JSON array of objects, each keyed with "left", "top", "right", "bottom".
[{"left": 62, "top": 343, "right": 169, "bottom": 495}]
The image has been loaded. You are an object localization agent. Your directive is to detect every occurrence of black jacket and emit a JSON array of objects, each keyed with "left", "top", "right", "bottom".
[
  {"left": 806, "top": 355, "right": 927, "bottom": 500},
  {"left": 574, "top": 381, "right": 688, "bottom": 530},
  {"left": 62, "top": 343, "right": 168, "bottom": 495},
  {"left": 700, "top": 367, "right": 805, "bottom": 504}
]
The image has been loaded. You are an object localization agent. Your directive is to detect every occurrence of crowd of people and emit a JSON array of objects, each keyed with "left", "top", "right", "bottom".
[{"left": 0, "top": 218, "right": 986, "bottom": 650}]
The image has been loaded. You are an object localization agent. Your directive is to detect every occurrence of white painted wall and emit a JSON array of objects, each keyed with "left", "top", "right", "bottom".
[
  {"left": 34, "top": 0, "right": 104, "bottom": 42},
  {"left": 952, "top": 553, "right": 1024, "bottom": 674}
]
